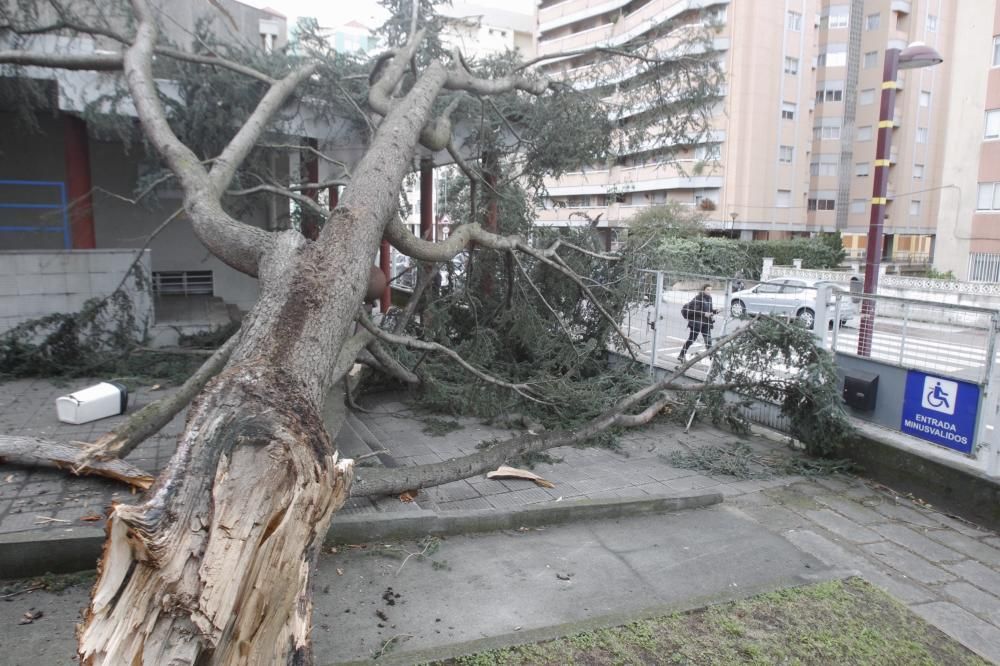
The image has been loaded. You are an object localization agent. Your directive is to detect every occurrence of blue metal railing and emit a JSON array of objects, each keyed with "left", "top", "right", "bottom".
[{"left": 0, "top": 179, "right": 70, "bottom": 248}]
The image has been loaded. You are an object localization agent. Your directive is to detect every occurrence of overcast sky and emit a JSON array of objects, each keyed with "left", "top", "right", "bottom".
[{"left": 243, "top": 0, "right": 536, "bottom": 29}]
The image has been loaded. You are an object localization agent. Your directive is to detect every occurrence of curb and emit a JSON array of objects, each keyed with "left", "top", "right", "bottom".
[
  {"left": 327, "top": 567, "right": 851, "bottom": 666},
  {"left": 327, "top": 492, "right": 724, "bottom": 545},
  {"left": 0, "top": 493, "right": 723, "bottom": 580}
]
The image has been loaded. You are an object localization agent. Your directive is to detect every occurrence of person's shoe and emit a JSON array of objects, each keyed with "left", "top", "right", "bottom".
[{"left": 677, "top": 352, "right": 686, "bottom": 362}]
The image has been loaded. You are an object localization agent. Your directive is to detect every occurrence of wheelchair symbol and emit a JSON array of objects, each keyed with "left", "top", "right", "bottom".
[{"left": 926, "top": 382, "right": 951, "bottom": 410}]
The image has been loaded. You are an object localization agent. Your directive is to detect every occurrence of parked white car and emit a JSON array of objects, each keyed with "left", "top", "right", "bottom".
[{"left": 729, "top": 278, "right": 857, "bottom": 329}]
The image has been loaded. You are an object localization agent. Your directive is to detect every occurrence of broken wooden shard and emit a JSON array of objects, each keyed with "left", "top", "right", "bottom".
[{"left": 486, "top": 465, "right": 555, "bottom": 488}]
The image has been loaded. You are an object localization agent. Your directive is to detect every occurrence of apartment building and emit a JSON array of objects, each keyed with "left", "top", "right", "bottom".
[
  {"left": 934, "top": 0, "right": 1000, "bottom": 281},
  {"left": 533, "top": 0, "right": 963, "bottom": 273}
]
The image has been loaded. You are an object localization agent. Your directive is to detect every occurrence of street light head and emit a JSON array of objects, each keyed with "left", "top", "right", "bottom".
[{"left": 899, "top": 42, "right": 943, "bottom": 69}]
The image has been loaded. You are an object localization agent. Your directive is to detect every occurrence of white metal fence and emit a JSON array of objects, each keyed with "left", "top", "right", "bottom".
[{"left": 628, "top": 269, "right": 1000, "bottom": 478}]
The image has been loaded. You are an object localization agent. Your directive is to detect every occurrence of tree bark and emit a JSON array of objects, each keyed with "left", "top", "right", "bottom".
[
  {"left": 80, "top": 333, "right": 239, "bottom": 466},
  {"left": 0, "top": 437, "right": 154, "bottom": 489},
  {"left": 78, "top": 363, "right": 353, "bottom": 664}
]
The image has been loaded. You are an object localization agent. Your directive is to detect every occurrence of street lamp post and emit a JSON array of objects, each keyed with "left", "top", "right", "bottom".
[
  {"left": 730, "top": 211, "right": 738, "bottom": 237},
  {"left": 857, "top": 43, "right": 943, "bottom": 357}
]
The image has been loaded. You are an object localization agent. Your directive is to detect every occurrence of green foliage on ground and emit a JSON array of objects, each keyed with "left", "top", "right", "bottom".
[
  {"left": 665, "top": 442, "right": 854, "bottom": 479},
  {"left": 0, "top": 267, "right": 215, "bottom": 387},
  {"left": 433, "top": 578, "right": 988, "bottom": 666},
  {"left": 690, "top": 317, "right": 855, "bottom": 457}
]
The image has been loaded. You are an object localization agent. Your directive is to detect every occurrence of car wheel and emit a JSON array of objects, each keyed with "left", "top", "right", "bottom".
[
  {"left": 730, "top": 300, "right": 746, "bottom": 318},
  {"left": 797, "top": 307, "right": 816, "bottom": 329}
]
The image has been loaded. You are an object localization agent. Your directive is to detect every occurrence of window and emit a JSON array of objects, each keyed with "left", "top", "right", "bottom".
[
  {"left": 857, "top": 126, "right": 873, "bottom": 141},
  {"left": 864, "top": 51, "right": 879, "bottom": 69},
  {"left": 909, "top": 200, "right": 921, "bottom": 216},
  {"left": 816, "top": 81, "right": 844, "bottom": 103},
  {"left": 781, "top": 102, "right": 796, "bottom": 120},
  {"left": 859, "top": 89, "right": 875, "bottom": 105},
  {"left": 776, "top": 190, "right": 792, "bottom": 208},
  {"left": 813, "top": 120, "right": 842, "bottom": 140},
  {"left": 810, "top": 161, "right": 837, "bottom": 176},
  {"left": 986, "top": 110, "right": 1000, "bottom": 138},
  {"left": 994, "top": 36, "right": 1000, "bottom": 67},
  {"left": 919, "top": 90, "right": 931, "bottom": 107},
  {"left": 913, "top": 163, "right": 925, "bottom": 178},
  {"left": 757, "top": 281, "right": 783, "bottom": 294},
  {"left": 850, "top": 199, "right": 867, "bottom": 213},
  {"left": 855, "top": 162, "right": 870, "bottom": 176},
  {"left": 784, "top": 56, "right": 799, "bottom": 75},
  {"left": 926, "top": 14, "right": 937, "bottom": 32},
  {"left": 817, "top": 51, "right": 847, "bottom": 68},
  {"left": 826, "top": 6, "right": 849, "bottom": 29},
  {"left": 808, "top": 198, "right": 836, "bottom": 211},
  {"left": 865, "top": 13, "right": 880, "bottom": 30},
  {"left": 916, "top": 127, "right": 929, "bottom": 143},
  {"left": 787, "top": 11, "right": 802, "bottom": 31},
  {"left": 977, "top": 182, "right": 1000, "bottom": 210},
  {"left": 779, "top": 145, "right": 794, "bottom": 163},
  {"left": 695, "top": 142, "right": 721, "bottom": 160}
]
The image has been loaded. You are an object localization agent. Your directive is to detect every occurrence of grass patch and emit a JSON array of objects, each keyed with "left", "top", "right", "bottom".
[{"left": 429, "top": 578, "right": 987, "bottom": 665}]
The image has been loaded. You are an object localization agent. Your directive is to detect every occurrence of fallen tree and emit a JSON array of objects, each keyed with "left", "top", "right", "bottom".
[{"left": 0, "top": 1, "right": 850, "bottom": 662}]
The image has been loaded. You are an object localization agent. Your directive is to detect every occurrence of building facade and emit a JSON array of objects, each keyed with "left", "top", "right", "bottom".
[
  {"left": 533, "top": 0, "right": 975, "bottom": 276},
  {"left": 934, "top": 0, "right": 1000, "bottom": 280}
]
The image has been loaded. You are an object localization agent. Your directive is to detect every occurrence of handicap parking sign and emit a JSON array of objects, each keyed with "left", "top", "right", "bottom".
[{"left": 901, "top": 371, "right": 979, "bottom": 454}]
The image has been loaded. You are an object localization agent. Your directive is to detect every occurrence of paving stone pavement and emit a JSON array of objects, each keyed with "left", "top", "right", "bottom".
[{"left": 0, "top": 380, "right": 998, "bottom": 662}]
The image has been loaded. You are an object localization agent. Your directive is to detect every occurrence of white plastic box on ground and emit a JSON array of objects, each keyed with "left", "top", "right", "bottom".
[{"left": 55, "top": 382, "right": 129, "bottom": 424}]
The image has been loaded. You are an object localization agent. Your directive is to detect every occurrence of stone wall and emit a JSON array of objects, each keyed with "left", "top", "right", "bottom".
[{"left": 0, "top": 249, "right": 152, "bottom": 335}]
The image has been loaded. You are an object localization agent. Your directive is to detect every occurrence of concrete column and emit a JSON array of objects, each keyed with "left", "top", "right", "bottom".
[
  {"left": 793, "top": 258, "right": 803, "bottom": 269},
  {"left": 761, "top": 257, "right": 774, "bottom": 280},
  {"left": 63, "top": 114, "right": 95, "bottom": 249}
]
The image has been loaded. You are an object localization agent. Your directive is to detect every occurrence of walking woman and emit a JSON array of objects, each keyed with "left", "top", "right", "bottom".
[{"left": 678, "top": 283, "right": 719, "bottom": 362}]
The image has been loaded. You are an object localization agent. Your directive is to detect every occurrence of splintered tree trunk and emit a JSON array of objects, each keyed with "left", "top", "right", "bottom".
[
  {"left": 78, "top": 362, "right": 353, "bottom": 664},
  {"left": 77, "top": 56, "right": 450, "bottom": 666}
]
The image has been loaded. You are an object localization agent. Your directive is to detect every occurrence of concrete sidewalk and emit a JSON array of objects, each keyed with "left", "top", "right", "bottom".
[{"left": 0, "top": 379, "right": 998, "bottom": 663}]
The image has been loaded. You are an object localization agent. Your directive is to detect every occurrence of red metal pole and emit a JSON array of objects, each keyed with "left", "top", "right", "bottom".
[
  {"left": 379, "top": 239, "right": 391, "bottom": 312},
  {"left": 420, "top": 158, "right": 433, "bottom": 241},
  {"left": 857, "top": 48, "right": 900, "bottom": 357},
  {"left": 63, "top": 114, "right": 96, "bottom": 249},
  {"left": 301, "top": 138, "right": 320, "bottom": 240}
]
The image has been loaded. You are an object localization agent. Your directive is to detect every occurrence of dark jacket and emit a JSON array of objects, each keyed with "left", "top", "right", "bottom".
[{"left": 684, "top": 292, "right": 715, "bottom": 333}]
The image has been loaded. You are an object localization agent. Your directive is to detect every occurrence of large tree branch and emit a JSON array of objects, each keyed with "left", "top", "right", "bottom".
[
  {"left": 352, "top": 327, "right": 753, "bottom": 497},
  {"left": 208, "top": 63, "right": 318, "bottom": 194},
  {"left": 0, "top": 50, "right": 122, "bottom": 69},
  {"left": 0, "top": 437, "right": 154, "bottom": 490},
  {"left": 123, "top": 0, "right": 270, "bottom": 277},
  {"left": 77, "top": 333, "right": 239, "bottom": 466},
  {"left": 357, "top": 314, "right": 546, "bottom": 403},
  {"left": 363, "top": 341, "right": 420, "bottom": 385},
  {"left": 367, "top": 29, "right": 426, "bottom": 115}
]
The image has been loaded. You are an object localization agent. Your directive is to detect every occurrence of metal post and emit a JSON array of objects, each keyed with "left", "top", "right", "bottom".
[
  {"left": 649, "top": 271, "right": 664, "bottom": 376},
  {"left": 814, "top": 284, "right": 830, "bottom": 347},
  {"left": 898, "top": 302, "right": 909, "bottom": 366},
  {"left": 858, "top": 48, "right": 900, "bottom": 357},
  {"left": 831, "top": 293, "right": 842, "bottom": 352},
  {"left": 979, "top": 313, "right": 1000, "bottom": 477}
]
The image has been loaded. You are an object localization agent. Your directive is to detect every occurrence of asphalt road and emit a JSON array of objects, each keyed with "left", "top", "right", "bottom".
[{"left": 624, "top": 292, "right": 996, "bottom": 384}]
